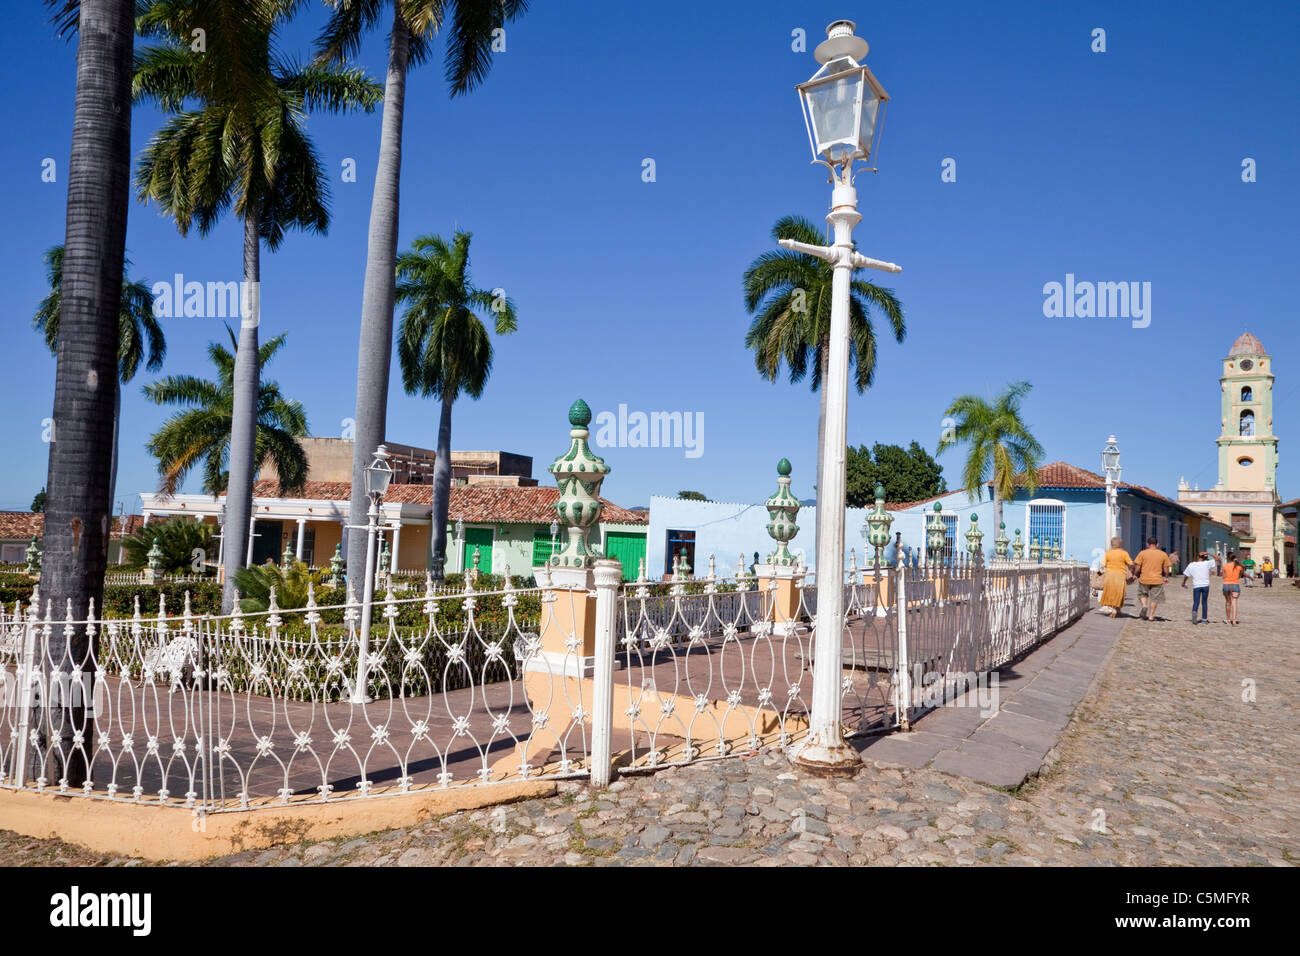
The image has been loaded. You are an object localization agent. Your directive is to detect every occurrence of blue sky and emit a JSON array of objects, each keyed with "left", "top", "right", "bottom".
[{"left": 2, "top": 0, "right": 1297, "bottom": 514}]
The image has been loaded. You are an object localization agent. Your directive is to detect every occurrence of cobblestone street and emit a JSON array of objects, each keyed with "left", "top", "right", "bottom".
[{"left": 3, "top": 582, "right": 1296, "bottom": 867}]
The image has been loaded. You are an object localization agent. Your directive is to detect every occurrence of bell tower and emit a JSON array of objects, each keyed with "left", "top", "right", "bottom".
[{"left": 1217, "top": 332, "right": 1277, "bottom": 492}]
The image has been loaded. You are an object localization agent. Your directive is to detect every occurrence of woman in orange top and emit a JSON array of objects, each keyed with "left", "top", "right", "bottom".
[
  {"left": 1222, "top": 552, "right": 1243, "bottom": 625},
  {"left": 1099, "top": 536, "right": 1133, "bottom": 617}
]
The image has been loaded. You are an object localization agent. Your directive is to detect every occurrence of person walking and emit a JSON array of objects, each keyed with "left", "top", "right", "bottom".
[
  {"left": 1181, "top": 551, "right": 1215, "bottom": 624},
  {"left": 1169, "top": 551, "right": 1181, "bottom": 576},
  {"left": 1099, "top": 536, "right": 1133, "bottom": 618},
  {"left": 1261, "top": 558, "right": 1275, "bottom": 588},
  {"left": 1241, "top": 554, "right": 1256, "bottom": 586},
  {"left": 1133, "top": 536, "right": 1172, "bottom": 622},
  {"left": 1222, "top": 551, "right": 1244, "bottom": 625}
]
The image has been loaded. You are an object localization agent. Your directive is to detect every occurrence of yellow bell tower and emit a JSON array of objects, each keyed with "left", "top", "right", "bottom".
[
  {"left": 1179, "top": 332, "right": 1283, "bottom": 570},
  {"left": 1217, "top": 332, "right": 1277, "bottom": 491}
]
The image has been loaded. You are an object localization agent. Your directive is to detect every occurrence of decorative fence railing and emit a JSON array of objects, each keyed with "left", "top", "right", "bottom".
[{"left": 0, "top": 554, "right": 1089, "bottom": 812}]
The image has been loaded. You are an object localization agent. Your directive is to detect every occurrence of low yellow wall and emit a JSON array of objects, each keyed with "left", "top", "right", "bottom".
[{"left": 0, "top": 778, "right": 555, "bottom": 862}]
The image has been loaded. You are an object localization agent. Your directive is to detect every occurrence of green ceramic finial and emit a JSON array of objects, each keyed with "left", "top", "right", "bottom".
[
  {"left": 765, "top": 458, "right": 801, "bottom": 566},
  {"left": 874, "top": 482, "right": 886, "bottom": 501},
  {"left": 568, "top": 398, "right": 592, "bottom": 428}
]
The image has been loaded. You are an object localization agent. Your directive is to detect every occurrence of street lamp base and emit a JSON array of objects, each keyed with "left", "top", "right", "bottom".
[{"left": 790, "top": 735, "right": 863, "bottom": 777}]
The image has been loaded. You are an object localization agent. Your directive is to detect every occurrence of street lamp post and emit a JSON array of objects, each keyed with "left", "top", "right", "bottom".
[
  {"left": 351, "top": 444, "right": 393, "bottom": 705},
  {"left": 1102, "top": 435, "right": 1122, "bottom": 549},
  {"left": 787, "top": 20, "right": 900, "bottom": 774}
]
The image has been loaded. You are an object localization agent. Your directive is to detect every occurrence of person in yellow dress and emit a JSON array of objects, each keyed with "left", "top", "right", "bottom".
[{"left": 1100, "top": 536, "right": 1133, "bottom": 617}]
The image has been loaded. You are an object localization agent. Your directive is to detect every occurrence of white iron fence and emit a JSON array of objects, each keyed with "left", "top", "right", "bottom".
[{"left": 1, "top": 555, "right": 1089, "bottom": 812}]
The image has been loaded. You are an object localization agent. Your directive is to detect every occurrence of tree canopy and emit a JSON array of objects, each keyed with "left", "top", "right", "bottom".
[{"left": 846, "top": 442, "right": 947, "bottom": 507}]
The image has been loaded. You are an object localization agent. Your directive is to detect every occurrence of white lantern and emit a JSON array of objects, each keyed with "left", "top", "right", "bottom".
[
  {"left": 365, "top": 444, "right": 393, "bottom": 501},
  {"left": 1101, "top": 435, "right": 1121, "bottom": 484},
  {"left": 796, "top": 21, "right": 890, "bottom": 170}
]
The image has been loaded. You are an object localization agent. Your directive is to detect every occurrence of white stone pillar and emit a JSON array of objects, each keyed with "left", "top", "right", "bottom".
[
  {"left": 390, "top": 520, "right": 402, "bottom": 573},
  {"left": 295, "top": 518, "right": 306, "bottom": 561},
  {"left": 246, "top": 516, "right": 256, "bottom": 565}
]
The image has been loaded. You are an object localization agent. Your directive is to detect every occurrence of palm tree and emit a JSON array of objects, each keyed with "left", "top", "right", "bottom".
[
  {"left": 315, "top": 0, "right": 529, "bottom": 584},
  {"left": 395, "top": 231, "right": 517, "bottom": 576},
  {"left": 144, "top": 330, "right": 309, "bottom": 498},
  {"left": 936, "top": 381, "right": 1045, "bottom": 533},
  {"left": 743, "top": 214, "right": 905, "bottom": 544},
  {"left": 232, "top": 560, "right": 323, "bottom": 613},
  {"left": 120, "top": 516, "right": 216, "bottom": 573},
  {"left": 133, "top": 0, "right": 381, "bottom": 610},
  {"left": 34, "top": 243, "right": 165, "bottom": 508},
  {"left": 37, "top": 0, "right": 137, "bottom": 787}
]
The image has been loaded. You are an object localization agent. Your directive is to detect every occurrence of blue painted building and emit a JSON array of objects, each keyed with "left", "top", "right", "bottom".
[{"left": 646, "top": 460, "right": 1238, "bottom": 580}]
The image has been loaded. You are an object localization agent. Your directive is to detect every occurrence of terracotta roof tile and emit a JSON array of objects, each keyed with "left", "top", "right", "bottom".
[
  {"left": 0, "top": 512, "right": 42, "bottom": 540},
  {"left": 0, "top": 513, "right": 145, "bottom": 540},
  {"left": 243, "top": 480, "right": 647, "bottom": 526}
]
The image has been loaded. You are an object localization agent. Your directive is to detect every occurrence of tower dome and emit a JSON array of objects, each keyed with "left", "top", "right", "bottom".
[{"left": 1229, "top": 332, "right": 1267, "bottom": 357}]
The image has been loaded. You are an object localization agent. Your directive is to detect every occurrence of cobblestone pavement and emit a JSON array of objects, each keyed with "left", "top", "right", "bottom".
[{"left": 2, "top": 581, "right": 1296, "bottom": 866}]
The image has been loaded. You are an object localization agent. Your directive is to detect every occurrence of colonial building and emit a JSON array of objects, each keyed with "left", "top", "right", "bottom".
[
  {"left": 139, "top": 441, "right": 648, "bottom": 580},
  {"left": 1178, "top": 333, "right": 1286, "bottom": 572},
  {"left": 648, "top": 460, "right": 1238, "bottom": 578}
]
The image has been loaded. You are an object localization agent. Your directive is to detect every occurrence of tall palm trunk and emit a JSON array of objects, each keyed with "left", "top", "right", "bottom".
[
  {"left": 429, "top": 393, "right": 454, "bottom": 576},
  {"left": 221, "top": 213, "right": 262, "bottom": 611},
  {"left": 347, "top": 9, "right": 410, "bottom": 582},
  {"left": 37, "top": 0, "right": 134, "bottom": 786},
  {"left": 993, "top": 488, "right": 1003, "bottom": 553}
]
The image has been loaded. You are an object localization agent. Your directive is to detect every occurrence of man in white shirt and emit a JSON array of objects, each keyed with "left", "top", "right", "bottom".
[{"left": 1181, "top": 552, "right": 1215, "bottom": 624}]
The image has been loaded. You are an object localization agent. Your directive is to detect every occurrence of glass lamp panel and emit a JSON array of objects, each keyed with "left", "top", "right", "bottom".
[
  {"left": 858, "top": 89, "right": 882, "bottom": 159},
  {"left": 366, "top": 459, "right": 393, "bottom": 498},
  {"left": 805, "top": 70, "right": 863, "bottom": 162}
]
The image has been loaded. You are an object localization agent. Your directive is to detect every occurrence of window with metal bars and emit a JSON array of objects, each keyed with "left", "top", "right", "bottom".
[{"left": 1027, "top": 501, "right": 1065, "bottom": 558}]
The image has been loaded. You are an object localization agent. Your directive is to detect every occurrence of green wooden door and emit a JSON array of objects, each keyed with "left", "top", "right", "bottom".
[
  {"left": 463, "top": 527, "right": 493, "bottom": 575},
  {"left": 604, "top": 531, "right": 647, "bottom": 581},
  {"left": 252, "top": 520, "right": 284, "bottom": 566}
]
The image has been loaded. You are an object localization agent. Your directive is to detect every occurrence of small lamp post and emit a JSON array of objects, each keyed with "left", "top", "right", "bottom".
[
  {"left": 965, "top": 514, "right": 984, "bottom": 558},
  {"left": 926, "top": 502, "right": 948, "bottom": 565},
  {"left": 352, "top": 444, "right": 393, "bottom": 704},
  {"left": 1102, "top": 435, "right": 1122, "bottom": 549},
  {"left": 784, "top": 19, "right": 899, "bottom": 776}
]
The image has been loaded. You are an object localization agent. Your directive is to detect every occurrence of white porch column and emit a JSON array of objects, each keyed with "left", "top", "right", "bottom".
[
  {"left": 246, "top": 516, "right": 256, "bottom": 565},
  {"left": 390, "top": 520, "right": 402, "bottom": 572},
  {"left": 295, "top": 518, "right": 306, "bottom": 561},
  {"left": 142, "top": 512, "right": 151, "bottom": 526}
]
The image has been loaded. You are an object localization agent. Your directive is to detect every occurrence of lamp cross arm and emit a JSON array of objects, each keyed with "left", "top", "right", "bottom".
[
  {"left": 849, "top": 251, "right": 902, "bottom": 273},
  {"left": 778, "top": 237, "right": 901, "bottom": 273},
  {"left": 777, "top": 237, "right": 834, "bottom": 262}
]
